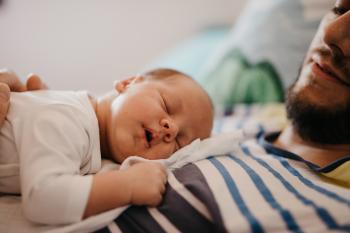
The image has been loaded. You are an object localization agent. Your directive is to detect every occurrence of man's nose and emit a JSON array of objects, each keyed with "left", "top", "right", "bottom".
[
  {"left": 160, "top": 118, "right": 179, "bottom": 143},
  {"left": 323, "top": 12, "right": 350, "bottom": 58}
]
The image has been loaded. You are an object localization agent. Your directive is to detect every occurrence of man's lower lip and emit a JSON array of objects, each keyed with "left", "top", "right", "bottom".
[{"left": 311, "top": 62, "right": 343, "bottom": 85}]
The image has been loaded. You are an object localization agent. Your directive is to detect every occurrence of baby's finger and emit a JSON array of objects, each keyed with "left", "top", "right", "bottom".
[
  {"left": 155, "top": 166, "right": 168, "bottom": 184},
  {"left": 26, "top": 74, "right": 48, "bottom": 90},
  {"left": 161, "top": 172, "right": 168, "bottom": 184},
  {"left": 0, "top": 83, "right": 10, "bottom": 124},
  {"left": 159, "top": 182, "right": 166, "bottom": 194},
  {"left": 0, "top": 69, "right": 26, "bottom": 92},
  {"left": 155, "top": 163, "right": 167, "bottom": 174},
  {"left": 149, "top": 193, "right": 163, "bottom": 207}
]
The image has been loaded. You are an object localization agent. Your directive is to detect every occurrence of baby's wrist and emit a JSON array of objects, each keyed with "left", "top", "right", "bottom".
[
  {"left": 122, "top": 168, "right": 142, "bottom": 205},
  {"left": 113, "top": 170, "right": 133, "bottom": 205}
]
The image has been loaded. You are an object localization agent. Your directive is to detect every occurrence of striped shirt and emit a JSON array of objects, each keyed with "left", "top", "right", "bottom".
[{"left": 96, "top": 104, "right": 350, "bottom": 233}]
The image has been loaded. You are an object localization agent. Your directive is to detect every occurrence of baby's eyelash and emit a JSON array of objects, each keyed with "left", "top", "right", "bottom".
[
  {"left": 161, "top": 95, "right": 170, "bottom": 113},
  {"left": 332, "top": 6, "right": 347, "bottom": 15}
]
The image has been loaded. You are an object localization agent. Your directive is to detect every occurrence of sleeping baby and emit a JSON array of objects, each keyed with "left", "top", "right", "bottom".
[{"left": 0, "top": 68, "right": 214, "bottom": 225}]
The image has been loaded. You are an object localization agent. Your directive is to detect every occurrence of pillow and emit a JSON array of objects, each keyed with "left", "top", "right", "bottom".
[{"left": 197, "top": 0, "right": 334, "bottom": 107}]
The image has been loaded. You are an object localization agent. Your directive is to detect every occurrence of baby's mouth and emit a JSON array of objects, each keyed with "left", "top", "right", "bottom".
[{"left": 145, "top": 129, "right": 153, "bottom": 146}]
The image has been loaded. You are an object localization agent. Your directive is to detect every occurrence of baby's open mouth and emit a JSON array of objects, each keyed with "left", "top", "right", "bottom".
[{"left": 145, "top": 129, "right": 153, "bottom": 144}]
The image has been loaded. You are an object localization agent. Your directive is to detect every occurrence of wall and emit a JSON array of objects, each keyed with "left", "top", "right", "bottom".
[{"left": 0, "top": 0, "right": 246, "bottom": 94}]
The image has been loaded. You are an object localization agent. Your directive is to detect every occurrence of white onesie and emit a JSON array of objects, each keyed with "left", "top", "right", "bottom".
[{"left": 0, "top": 90, "right": 101, "bottom": 225}]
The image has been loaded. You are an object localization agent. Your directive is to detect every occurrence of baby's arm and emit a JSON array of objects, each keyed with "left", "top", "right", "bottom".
[{"left": 84, "top": 162, "right": 167, "bottom": 218}]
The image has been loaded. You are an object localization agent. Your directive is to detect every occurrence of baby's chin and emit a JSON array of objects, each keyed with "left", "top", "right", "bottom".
[
  {"left": 118, "top": 154, "right": 130, "bottom": 164},
  {"left": 106, "top": 151, "right": 127, "bottom": 164}
]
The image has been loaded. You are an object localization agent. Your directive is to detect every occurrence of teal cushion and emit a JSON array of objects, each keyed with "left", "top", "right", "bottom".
[{"left": 146, "top": 27, "right": 229, "bottom": 79}]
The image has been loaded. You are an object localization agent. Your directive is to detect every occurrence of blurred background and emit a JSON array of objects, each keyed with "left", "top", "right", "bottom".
[{"left": 0, "top": 0, "right": 247, "bottom": 94}]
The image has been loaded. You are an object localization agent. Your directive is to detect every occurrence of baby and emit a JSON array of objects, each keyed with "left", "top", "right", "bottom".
[{"left": 0, "top": 68, "right": 214, "bottom": 225}]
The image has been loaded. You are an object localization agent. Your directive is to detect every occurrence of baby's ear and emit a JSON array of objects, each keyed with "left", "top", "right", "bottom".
[{"left": 114, "top": 75, "right": 144, "bottom": 93}]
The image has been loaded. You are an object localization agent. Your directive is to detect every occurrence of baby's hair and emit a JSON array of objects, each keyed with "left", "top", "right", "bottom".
[
  {"left": 142, "top": 68, "right": 214, "bottom": 113},
  {"left": 142, "top": 68, "right": 190, "bottom": 81}
]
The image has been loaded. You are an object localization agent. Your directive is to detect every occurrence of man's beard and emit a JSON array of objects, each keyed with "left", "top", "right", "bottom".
[{"left": 286, "top": 80, "right": 350, "bottom": 145}]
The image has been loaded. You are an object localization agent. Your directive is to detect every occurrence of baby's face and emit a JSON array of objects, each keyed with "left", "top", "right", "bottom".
[{"left": 106, "top": 74, "right": 213, "bottom": 163}]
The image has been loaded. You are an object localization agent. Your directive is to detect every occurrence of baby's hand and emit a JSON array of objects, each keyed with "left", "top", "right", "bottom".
[{"left": 125, "top": 162, "right": 167, "bottom": 206}]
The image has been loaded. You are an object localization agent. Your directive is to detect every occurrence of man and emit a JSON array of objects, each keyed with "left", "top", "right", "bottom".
[
  {"left": 274, "top": 0, "right": 350, "bottom": 168},
  {"left": 0, "top": 1, "right": 349, "bottom": 232}
]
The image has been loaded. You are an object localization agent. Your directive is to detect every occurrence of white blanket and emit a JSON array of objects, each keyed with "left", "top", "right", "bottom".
[{"left": 1, "top": 131, "right": 243, "bottom": 233}]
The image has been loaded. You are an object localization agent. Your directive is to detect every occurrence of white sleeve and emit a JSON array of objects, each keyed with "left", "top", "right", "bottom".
[{"left": 13, "top": 106, "right": 93, "bottom": 225}]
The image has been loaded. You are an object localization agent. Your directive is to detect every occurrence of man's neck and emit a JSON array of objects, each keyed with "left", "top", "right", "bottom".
[{"left": 274, "top": 125, "right": 350, "bottom": 167}]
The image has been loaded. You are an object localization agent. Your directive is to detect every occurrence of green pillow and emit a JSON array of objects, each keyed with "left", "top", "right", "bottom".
[{"left": 202, "top": 50, "right": 284, "bottom": 107}]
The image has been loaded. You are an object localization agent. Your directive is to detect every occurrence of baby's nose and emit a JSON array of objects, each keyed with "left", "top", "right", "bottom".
[{"left": 160, "top": 118, "right": 179, "bottom": 142}]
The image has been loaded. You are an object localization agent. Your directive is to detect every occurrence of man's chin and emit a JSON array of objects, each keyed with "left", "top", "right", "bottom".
[
  {"left": 286, "top": 83, "right": 350, "bottom": 145},
  {"left": 290, "top": 84, "right": 331, "bottom": 109}
]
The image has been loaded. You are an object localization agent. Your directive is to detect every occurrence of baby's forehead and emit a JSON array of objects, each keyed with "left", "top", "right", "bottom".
[
  {"left": 145, "top": 73, "right": 213, "bottom": 109},
  {"left": 152, "top": 74, "right": 203, "bottom": 91}
]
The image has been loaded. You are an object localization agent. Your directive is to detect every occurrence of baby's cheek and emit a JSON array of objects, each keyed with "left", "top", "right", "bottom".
[{"left": 145, "top": 144, "right": 175, "bottom": 160}]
